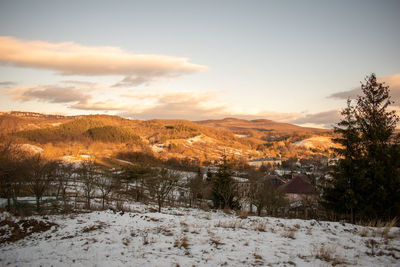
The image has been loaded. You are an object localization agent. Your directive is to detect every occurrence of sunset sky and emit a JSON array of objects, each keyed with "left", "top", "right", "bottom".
[{"left": 0, "top": 0, "right": 399, "bottom": 128}]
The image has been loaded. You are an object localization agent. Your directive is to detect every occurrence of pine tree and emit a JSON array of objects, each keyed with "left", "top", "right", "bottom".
[
  {"left": 322, "top": 100, "right": 364, "bottom": 222},
  {"left": 355, "top": 74, "right": 400, "bottom": 219},
  {"left": 323, "top": 74, "right": 400, "bottom": 220},
  {"left": 211, "top": 158, "right": 239, "bottom": 209}
]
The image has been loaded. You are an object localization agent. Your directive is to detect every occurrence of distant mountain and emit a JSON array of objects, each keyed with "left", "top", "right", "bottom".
[{"left": 196, "top": 117, "right": 327, "bottom": 133}]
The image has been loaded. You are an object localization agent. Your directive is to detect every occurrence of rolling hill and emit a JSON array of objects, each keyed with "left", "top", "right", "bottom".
[
  {"left": 197, "top": 117, "right": 326, "bottom": 133},
  {"left": 0, "top": 111, "right": 334, "bottom": 163}
]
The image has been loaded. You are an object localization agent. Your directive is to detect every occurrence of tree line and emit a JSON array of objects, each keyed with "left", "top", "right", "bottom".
[{"left": 0, "top": 142, "right": 290, "bottom": 216}]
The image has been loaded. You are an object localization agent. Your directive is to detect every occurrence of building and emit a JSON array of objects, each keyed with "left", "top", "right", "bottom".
[{"left": 248, "top": 157, "right": 282, "bottom": 168}]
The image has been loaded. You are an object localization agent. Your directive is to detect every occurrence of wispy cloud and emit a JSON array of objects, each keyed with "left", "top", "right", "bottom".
[
  {"left": 61, "top": 80, "right": 97, "bottom": 87},
  {"left": 0, "top": 81, "right": 16, "bottom": 87},
  {"left": 4, "top": 81, "right": 342, "bottom": 128},
  {"left": 120, "top": 90, "right": 302, "bottom": 122},
  {"left": 291, "top": 110, "right": 341, "bottom": 128},
  {"left": 328, "top": 73, "right": 400, "bottom": 106},
  {"left": 4, "top": 85, "right": 91, "bottom": 104},
  {"left": 121, "top": 91, "right": 227, "bottom": 120},
  {"left": 0, "top": 36, "right": 207, "bottom": 86},
  {"left": 71, "top": 100, "right": 128, "bottom": 111}
]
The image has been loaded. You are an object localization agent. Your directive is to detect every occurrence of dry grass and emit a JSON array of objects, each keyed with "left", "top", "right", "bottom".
[
  {"left": 253, "top": 252, "right": 263, "bottom": 260},
  {"left": 382, "top": 218, "right": 398, "bottom": 240},
  {"left": 360, "top": 218, "right": 398, "bottom": 239},
  {"left": 142, "top": 233, "right": 149, "bottom": 245},
  {"left": 281, "top": 227, "right": 297, "bottom": 239},
  {"left": 313, "top": 244, "right": 349, "bottom": 265},
  {"left": 122, "top": 237, "right": 130, "bottom": 246},
  {"left": 252, "top": 221, "right": 268, "bottom": 232},
  {"left": 215, "top": 219, "right": 243, "bottom": 229},
  {"left": 200, "top": 203, "right": 211, "bottom": 212},
  {"left": 306, "top": 228, "right": 312, "bottom": 235},
  {"left": 360, "top": 227, "right": 370, "bottom": 237},
  {"left": 203, "top": 214, "right": 212, "bottom": 220},
  {"left": 223, "top": 208, "right": 233, "bottom": 215},
  {"left": 174, "top": 236, "right": 190, "bottom": 249},
  {"left": 237, "top": 210, "right": 248, "bottom": 219},
  {"left": 210, "top": 237, "right": 225, "bottom": 248},
  {"left": 82, "top": 223, "right": 104, "bottom": 233}
]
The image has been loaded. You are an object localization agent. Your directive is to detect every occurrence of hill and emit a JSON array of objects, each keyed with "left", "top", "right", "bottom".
[
  {"left": 0, "top": 111, "right": 334, "bottom": 163},
  {"left": 1, "top": 204, "right": 399, "bottom": 266},
  {"left": 197, "top": 117, "right": 326, "bottom": 133}
]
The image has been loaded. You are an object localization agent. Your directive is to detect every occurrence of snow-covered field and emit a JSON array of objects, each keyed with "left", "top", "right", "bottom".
[{"left": 1, "top": 204, "right": 399, "bottom": 266}]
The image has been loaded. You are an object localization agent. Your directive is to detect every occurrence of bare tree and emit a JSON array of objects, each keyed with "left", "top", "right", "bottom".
[
  {"left": 122, "top": 165, "right": 153, "bottom": 202},
  {"left": 248, "top": 180, "right": 287, "bottom": 216},
  {"left": 144, "top": 168, "right": 180, "bottom": 212},
  {"left": 55, "top": 163, "right": 75, "bottom": 212},
  {"left": 25, "top": 155, "right": 59, "bottom": 212},
  {"left": 78, "top": 160, "right": 98, "bottom": 210},
  {"left": 187, "top": 169, "right": 205, "bottom": 207},
  {"left": 96, "top": 168, "right": 120, "bottom": 209},
  {"left": 0, "top": 141, "right": 23, "bottom": 210}
]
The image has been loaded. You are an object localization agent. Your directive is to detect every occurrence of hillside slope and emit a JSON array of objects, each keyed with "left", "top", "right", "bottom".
[
  {"left": 1, "top": 204, "right": 399, "bottom": 266},
  {"left": 197, "top": 118, "right": 326, "bottom": 133},
  {"left": 1, "top": 111, "right": 334, "bottom": 161}
]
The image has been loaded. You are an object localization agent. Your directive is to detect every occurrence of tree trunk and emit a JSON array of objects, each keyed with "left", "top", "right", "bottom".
[
  {"left": 158, "top": 200, "right": 162, "bottom": 212},
  {"left": 87, "top": 196, "right": 90, "bottom": 210},
  {"left": 36, "top": 196, "right": 41, "bottom": 213}
]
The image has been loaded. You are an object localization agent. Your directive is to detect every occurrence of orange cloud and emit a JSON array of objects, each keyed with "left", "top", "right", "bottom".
[{"left": 0, "top": 36, "right": 207, "bottom": 86}]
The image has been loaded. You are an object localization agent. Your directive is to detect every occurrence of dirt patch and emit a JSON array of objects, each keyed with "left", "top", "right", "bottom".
[{"left": 0, "top": 218, "right": 58, "bottom": 243}]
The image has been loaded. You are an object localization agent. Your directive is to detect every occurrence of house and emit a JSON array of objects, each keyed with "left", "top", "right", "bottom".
[
  {"left": 279, "top": 174, "right": 315, "bottom": 202},
  {"left": 261, "top": 174, "right": 285, "bottom": 187},
  {"left": 248, "top": 157, "right": 282, "bottom": 168}
]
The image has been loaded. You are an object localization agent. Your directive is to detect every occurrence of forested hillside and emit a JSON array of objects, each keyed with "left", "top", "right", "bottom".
[{"left": 1, "top": 112, "right": 335, "bottom": 164}]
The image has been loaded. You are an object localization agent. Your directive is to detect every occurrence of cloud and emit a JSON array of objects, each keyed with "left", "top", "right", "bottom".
[
  {"left": 70, "top": 100, "right": 128, "bottom": 111},
  {"left": 61, "top": 80, "right": 97, "bottom": 87},
  {"left": 4, "top": 85, "right": 91, "bottom": 104},
  {"left": 291, "top": 110, "right": 341, "bottom": 128},
  {"left": 0, "top": 36, "right": 207, "bottom": 86},
  {"left": 119, "top": 90, "right": 302, "bottom": 122},
  {"left": 2, "top": 81, "right": 342, "bottom": 128},
  {"left": 0, "top": 81, "right": 16, "bottom": 87},
  {"left": 328, "top": 73, "right": 400, "bottom": 106},
  {"left": 121, "top": 91, "right": 227, "bottom": 120}
]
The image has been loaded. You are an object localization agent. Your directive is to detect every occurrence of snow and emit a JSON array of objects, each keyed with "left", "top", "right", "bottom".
[
  {"left": 18, "top": 144, "right": 44, "bottom": 154},
  {"left": 152, "top": 144, "right": 165, "bottom": 153},
  {"left": 234, "top": 134, "right": 249, "bottom": 138},
  {"left": 1, "top": 203, "right": 399, "bottom": 266},
  {"left": 293, "top": 136, "right": 336, "bottom": 150},
  {"left": 187, "top": 134, "right": 204, "bottom": 144}
]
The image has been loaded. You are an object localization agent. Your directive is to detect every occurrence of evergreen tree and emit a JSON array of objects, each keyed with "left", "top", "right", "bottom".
[
  {"left": 355, "top": 74, "right": 400, "bottom": 219},
  {"left": 322, "top": 100, "right": 364, "bottom": 222},
  {"left": 212, "top": 158, "right": 239, "bottom": 209},
  {"left": 323, "top": 74, "right": 400, "bottom": 220}
]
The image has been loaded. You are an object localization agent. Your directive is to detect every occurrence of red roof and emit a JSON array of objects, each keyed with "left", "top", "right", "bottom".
[{"left": 280, "top": 174, "right": 314, "bottom": 194}]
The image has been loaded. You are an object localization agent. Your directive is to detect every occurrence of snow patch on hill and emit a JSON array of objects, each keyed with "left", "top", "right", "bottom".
[{"left": 293, "top": 136, "right": 337, "bottom": 150}]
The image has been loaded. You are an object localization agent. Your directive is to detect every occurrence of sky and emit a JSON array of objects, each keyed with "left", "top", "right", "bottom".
[{"left": 0, "top": 0, "right": 399, "bottom": 128}]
